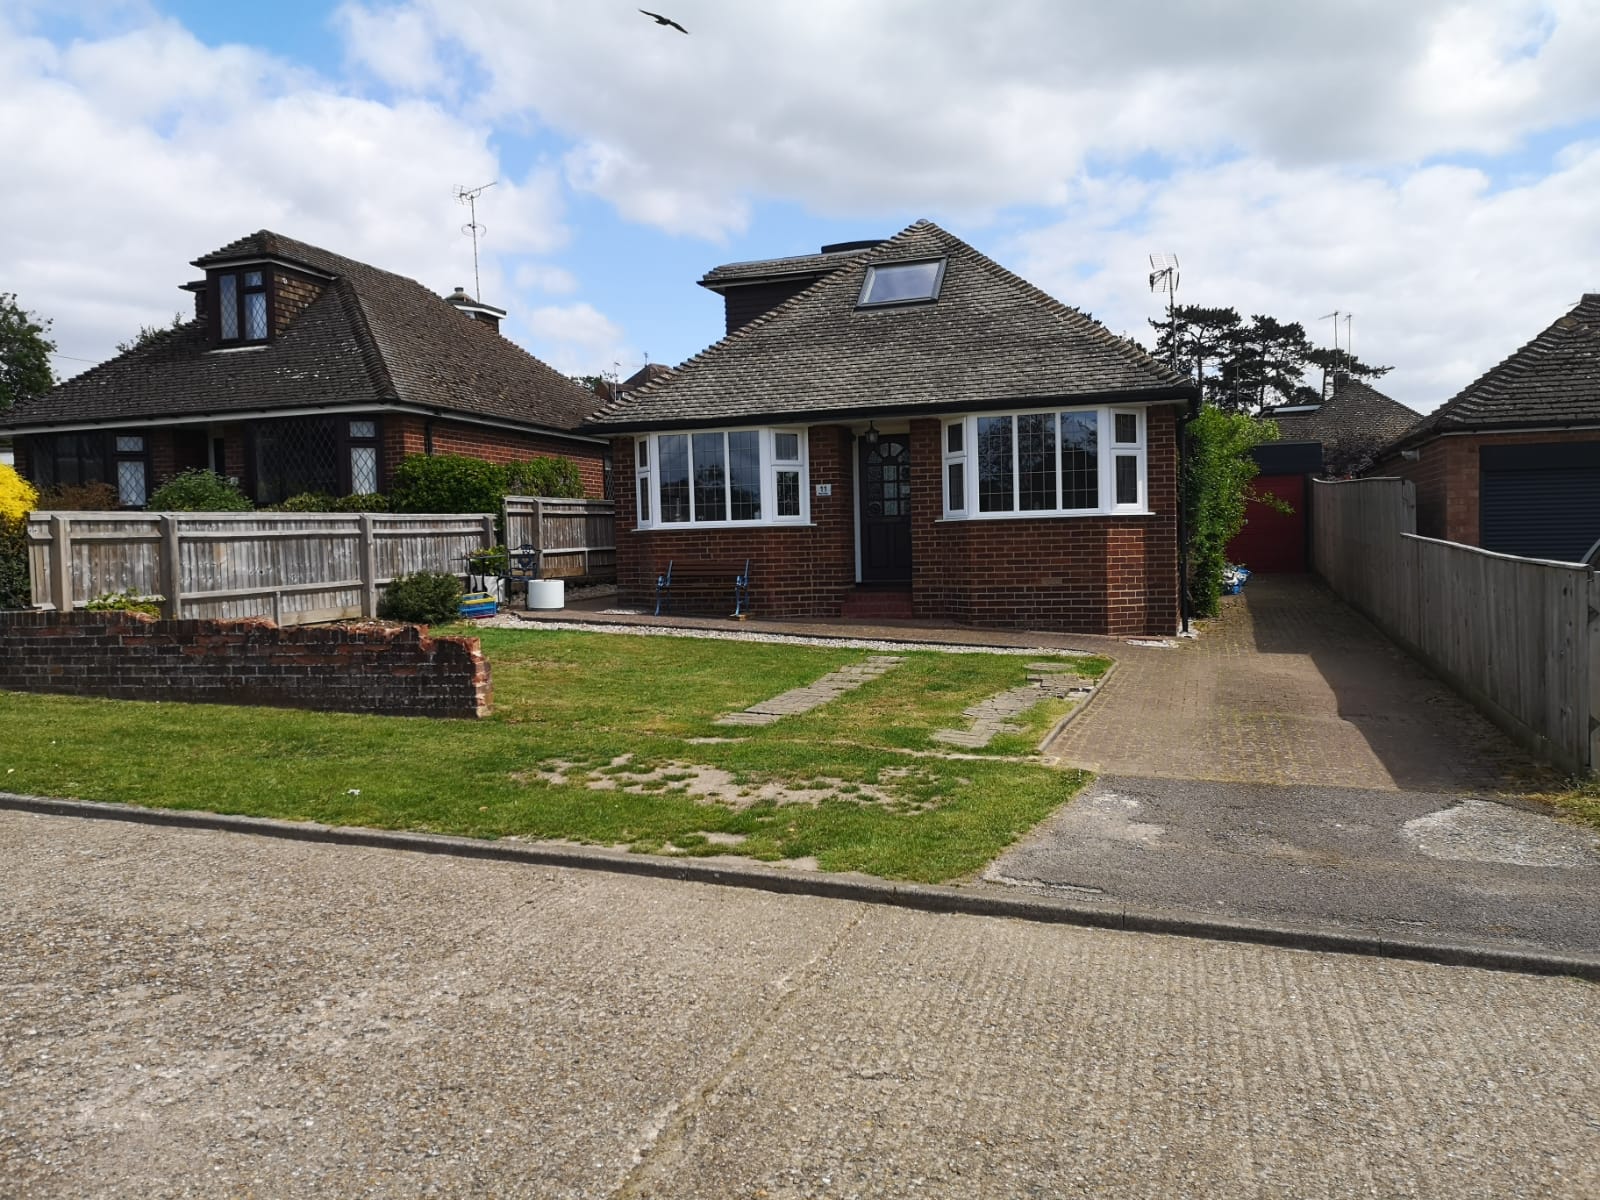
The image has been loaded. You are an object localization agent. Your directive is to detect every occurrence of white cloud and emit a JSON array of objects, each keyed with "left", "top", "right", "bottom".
[
  {"left": 1010, "top": 147, "right": 1600, "bottom": 411},
  {"left": 354, "top": 0, "right": 1600, "bottom": 226},
  {"left": 518, "top": 301, "right": 635, "bottom": 377}
]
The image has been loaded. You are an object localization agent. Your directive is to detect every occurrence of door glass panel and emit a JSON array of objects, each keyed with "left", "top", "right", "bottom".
[{"left": 117, "top": 460, "right": 146, "bottom": 507}]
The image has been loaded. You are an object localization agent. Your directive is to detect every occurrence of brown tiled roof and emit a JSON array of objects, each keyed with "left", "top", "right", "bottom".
[
  {"left": 1265, "top": 376, "right": 1420, "bottom": 472},
  {"left": 588, "top": 220, "right": 1192, "bottom": 431},
  {"left": 698, "top": 246, "right": 873, "bottom": 289},
  {"left": 1393, "top": 293, "right": 1600, "bottom": 448},
  {"left": 3, "top": 231, "right": 602, "bottom": 436}
]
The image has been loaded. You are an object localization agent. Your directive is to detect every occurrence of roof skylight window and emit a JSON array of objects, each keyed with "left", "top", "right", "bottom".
[{"left": 858, "top": 259, "right": 946, "bottom": 308}]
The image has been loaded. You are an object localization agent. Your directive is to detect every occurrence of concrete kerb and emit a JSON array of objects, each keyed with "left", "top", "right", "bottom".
[{"left": 6, "top": 791, "right": 1598, "bottom": 984}]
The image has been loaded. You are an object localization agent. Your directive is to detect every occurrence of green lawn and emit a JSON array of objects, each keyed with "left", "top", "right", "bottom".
[{"left": 0, "top": 627, "right": 1106, "bottom": 883}]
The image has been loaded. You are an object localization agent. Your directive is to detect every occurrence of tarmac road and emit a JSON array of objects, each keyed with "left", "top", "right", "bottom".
[{"left": 3, "top": 809, "right": 1597, "bottom": 1200}]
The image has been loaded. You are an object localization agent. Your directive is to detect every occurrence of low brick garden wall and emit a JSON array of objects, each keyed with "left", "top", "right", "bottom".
[{"left": 0, "top": 611, "right": 491, "bottom": 719}]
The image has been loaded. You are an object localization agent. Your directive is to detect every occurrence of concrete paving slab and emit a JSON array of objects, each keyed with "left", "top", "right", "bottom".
[{"left": 4, "top": 810, "right": 1598, "bottom": 1200}]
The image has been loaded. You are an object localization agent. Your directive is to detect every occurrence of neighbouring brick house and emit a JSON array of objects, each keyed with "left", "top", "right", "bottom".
[
  {"left": 0, "top": 232, "right": 610, "bottom": 506},
  {"left": 1263, "top": 373, "right": 1420, "bottom": 477},
  {"left": 585, "top": 220, "right": 1196, "bottom": 635},
  {"left": 1370, "top": 293, "right": 1600, "bottom": 561}
]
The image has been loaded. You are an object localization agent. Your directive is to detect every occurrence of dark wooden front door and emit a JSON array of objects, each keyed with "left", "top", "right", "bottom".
[{"left": 859, "top": 435, "right": 912, "bottom": 583}]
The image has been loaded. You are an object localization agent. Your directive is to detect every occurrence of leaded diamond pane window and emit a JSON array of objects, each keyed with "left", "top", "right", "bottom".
[
  {"left": 253, "top": 416, "right": 340, "bottom": 506},
  {"left": 115, "top": 435, "right": 145, "bottom": 453},
  {"left": 349, "top": 420, "right": 376, "bottom": 439},
  {"left": 350, "top": 446, "right": 379, "bottom": 495},
  {"left": 117, "top": 460, "right": 147, "bottom": 507},
  {"left": 219, "top": 274, "right": 239, "bottom": 339},
  {"left": 244, "top": 291, "right": 268, "bottom": 340}
]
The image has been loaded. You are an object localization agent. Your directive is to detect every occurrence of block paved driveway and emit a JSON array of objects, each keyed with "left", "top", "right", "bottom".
[
  {"left": 4, "top": 809, "right": 1599, "bottom": 1200},
  {"left": 991, "top": 575, "right": 1600, "bottom": 955}
]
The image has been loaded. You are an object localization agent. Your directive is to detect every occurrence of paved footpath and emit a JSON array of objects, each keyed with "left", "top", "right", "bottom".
[{"left": 4, "top": 810, "right": 1599, "bottom": 1200}]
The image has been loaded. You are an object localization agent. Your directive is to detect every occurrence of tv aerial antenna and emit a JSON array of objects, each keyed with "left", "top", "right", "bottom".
[
  {"left": 1148, "top": 254, "right": 1180, "bottom": 369},
  {"left": 455, "top": 180, "right": 498, "bottom": 300}
]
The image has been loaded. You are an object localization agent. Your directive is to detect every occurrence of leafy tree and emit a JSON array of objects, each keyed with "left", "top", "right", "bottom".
[
  {"left": 116, "top": 313, "right": 188, "bottom": 355},
  {"left": 1151, "top": 304, "right": 1391, "bottom": 414},
  {"left": 1184, "top": 407, "right": 1279, "bottom": 616},
  {"left": 0, "top": 293, "right": 55, "bottom": 411}
]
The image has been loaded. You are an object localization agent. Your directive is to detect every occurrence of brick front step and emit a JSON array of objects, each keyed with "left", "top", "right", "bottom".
[{"left": 840, "top": 588, "right": 915, "bottom": 620}]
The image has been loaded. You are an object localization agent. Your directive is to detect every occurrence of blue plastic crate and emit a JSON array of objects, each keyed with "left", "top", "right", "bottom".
[{"left": 458, "top": 592, "right": 498, "bottom": 618}]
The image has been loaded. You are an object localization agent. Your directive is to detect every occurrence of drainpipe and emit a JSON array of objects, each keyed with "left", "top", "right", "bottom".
[
  {"left": 424, "top": 415, "right": 435, "bottom": 456},
  {"left": 1176, "top": 390, "right": 1201, "bottom": 634}
]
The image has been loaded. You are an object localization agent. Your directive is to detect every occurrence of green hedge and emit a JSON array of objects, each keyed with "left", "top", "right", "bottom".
[
  {"left": 388, "top": 453, "right": 585, "bottom": 514},
  {"left": 1184, "top": 406, "right": 1277, "bottom": 617}
]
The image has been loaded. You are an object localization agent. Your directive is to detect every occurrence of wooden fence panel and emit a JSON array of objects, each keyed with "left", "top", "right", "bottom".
[
  {"left": 1313, "top": 478, "right": 1594, "bottom": 773},
  {"left": 502, "top": 496, "right": 616, "bottom": 581},
  {"left": 24, "top": 510, "right": 496, "bottom": 626}
]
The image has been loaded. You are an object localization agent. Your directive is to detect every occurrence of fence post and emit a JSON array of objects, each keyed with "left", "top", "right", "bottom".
[
  {"left": 358, "top": 514, "right": 378, "bottom": 618},
  {"left": 158, "top": 515, "right": 182, "bottom": 619},
  {"left": 48, "top": 514, "right": 72, "bottom": 613},
  {"left": 480, "top": 513, "right": 497, "bottom": 553},
  {"left": 1589, "top": 573, "right": 1600, "bottom": 773},
  {"left": 532, "top": 499, "right": 546, "bottom": 574}
]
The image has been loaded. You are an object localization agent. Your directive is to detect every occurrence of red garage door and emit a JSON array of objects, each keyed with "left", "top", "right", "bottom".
[{"left": 1226, "top": 473, "right": 1307, "bottom": 573}]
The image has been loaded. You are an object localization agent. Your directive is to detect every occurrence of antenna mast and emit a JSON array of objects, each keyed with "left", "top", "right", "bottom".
[
  {"left": 455, "top": 180, "right": 498, "bottom": 300},
  {"left": 1148, "top": 253, "right": 1181, "bottom": 371}
]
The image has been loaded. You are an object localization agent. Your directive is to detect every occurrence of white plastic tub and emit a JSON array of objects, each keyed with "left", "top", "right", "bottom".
[{"left": 527, "top": 579, "right": 564, "bottom": 610}]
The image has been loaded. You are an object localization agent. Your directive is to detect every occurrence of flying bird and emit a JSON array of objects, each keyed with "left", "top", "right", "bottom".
[{"left": 639, "top": 9, "right": 688, "bottom": 34}]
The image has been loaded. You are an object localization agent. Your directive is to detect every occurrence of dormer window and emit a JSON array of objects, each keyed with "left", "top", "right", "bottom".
[
  {"left": 857, "top": 259, "right": 946, "bottom": 308},
  {"left": 216, "top": 268, "right": 269, "bottom": 343}
]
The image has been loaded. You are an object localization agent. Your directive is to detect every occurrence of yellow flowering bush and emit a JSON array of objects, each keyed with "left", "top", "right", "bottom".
[{"left": 0, "top": 463, "right": 36, "bottom": 522}]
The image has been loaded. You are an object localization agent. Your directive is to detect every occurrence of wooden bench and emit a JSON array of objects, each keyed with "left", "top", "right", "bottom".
[{"left": 655, "top": 559, "right": 751, "bottom": 618}]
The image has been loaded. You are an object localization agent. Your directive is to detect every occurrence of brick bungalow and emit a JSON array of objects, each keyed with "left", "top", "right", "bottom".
[
  {"left": 1370, "top": 293, "right": 1600, "bottom": 561},
  {"left": 0, "top": 231, "right": 610, "bottom": 506},
  {"left": 585, "top": 220, "right": 1196, "bottom": 635}
]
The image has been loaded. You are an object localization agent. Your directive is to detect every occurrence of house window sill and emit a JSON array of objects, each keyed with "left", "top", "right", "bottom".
[
  {"left": 634, "top": 522, "right": 818, "bottom": 532},
  {"left": 936, "top": 510, "right": 1153, "bottom": 523}
]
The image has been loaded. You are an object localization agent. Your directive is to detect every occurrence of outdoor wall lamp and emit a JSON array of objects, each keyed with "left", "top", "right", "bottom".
[{"left": 864, "top": 420, "right": 880, "bottom": 446}]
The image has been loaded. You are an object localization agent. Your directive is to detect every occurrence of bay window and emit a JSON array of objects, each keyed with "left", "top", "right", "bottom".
[
  {"left": 634, "top": 428, "right": 809, "bottom": 527},
  {"left": 943, "top": 407, "right": 1148, "bottom": 517}
]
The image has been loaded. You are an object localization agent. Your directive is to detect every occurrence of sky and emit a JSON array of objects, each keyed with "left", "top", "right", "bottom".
[{"left": 4, "top": 1, "right": 1600, "bottom": 414}]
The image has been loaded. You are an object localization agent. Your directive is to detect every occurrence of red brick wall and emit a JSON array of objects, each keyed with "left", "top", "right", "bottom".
[
  {"left": 383, "top": 415, "right": 609, "bottom": 499},
  {"left": 613, "top": 426, "right": 857, "bottom": 617},
  {"left": 1378, "top": 429, "right": 1600, "bottom": 546},
  {"left": 0, "top": 610, "right": 490, "bottom": 718},
  {"left": 613, "top": 407, "right": 1181, "bottom": 636}
]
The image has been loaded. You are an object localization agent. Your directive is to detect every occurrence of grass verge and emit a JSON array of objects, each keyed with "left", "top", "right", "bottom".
[{"left": 0, "top": 627, "right": 1107, "bottom": 883}]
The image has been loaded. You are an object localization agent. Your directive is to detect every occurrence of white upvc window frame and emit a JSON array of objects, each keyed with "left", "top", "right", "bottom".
[
  {"left": 633, "top": 426, "right": 811, "bottom": 529},
  {"left": 941, "top": 406, "right": 1151, "bottom": 519}
]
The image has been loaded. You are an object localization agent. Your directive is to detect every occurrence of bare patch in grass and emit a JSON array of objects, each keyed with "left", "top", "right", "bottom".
[{"left": 515, "top": 758, "right": 948, "bottom": 812}]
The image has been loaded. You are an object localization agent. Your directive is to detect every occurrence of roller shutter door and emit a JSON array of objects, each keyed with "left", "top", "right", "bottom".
[{"left": 1480, "top": 442, "right": 1600, "bottom": 562}]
